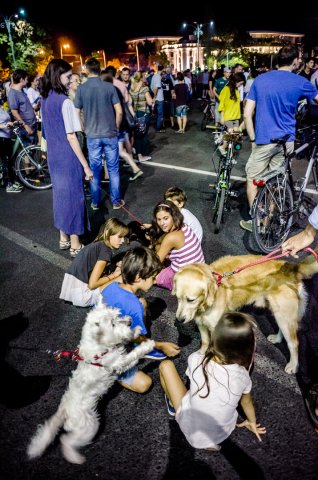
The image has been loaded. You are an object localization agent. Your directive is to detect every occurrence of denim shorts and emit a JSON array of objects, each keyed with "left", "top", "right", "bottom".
[
  {"left": 117, "top": 367, "right": 138, "bottom": 385},
  {"left": 175, "top": 105, "right": 189, "bottom": 117}
]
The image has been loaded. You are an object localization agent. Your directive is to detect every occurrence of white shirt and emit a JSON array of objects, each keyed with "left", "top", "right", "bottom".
[
  {"left": 181, "top": 208, "right": 203, "bottom": 243},
  {"left": 309, "top": 205, "right": 318, "bottom": 230},
  {"left": 176, "top": 351, "right": 251, "bottom": 449},
  {"left": 61, "top": 99, "right": 82, "bottom": 133}
]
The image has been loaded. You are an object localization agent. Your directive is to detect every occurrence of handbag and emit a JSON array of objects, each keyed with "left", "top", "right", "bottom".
[
  {"left": 122, "top": 102, "right": 136, "bottom": 130},
  {"left": 135, "top": 115, "right": 147, "bottom": 136}
]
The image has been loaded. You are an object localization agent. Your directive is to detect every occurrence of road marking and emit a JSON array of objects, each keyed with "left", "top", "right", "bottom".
[
  {"left": 145, "top": 161, "right": 318, "bottom": 195},
  {"left": 0, "top": 225, "right": 71, "bottom": 270}
]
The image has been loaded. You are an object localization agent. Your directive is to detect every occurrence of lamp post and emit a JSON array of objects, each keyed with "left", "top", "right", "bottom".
[
  {"left": 60, "top": 43, "right": 70, "bottom": 59},
  {"left": 183, "top": 21, "right": 213, "bottom": 70},
  {"left": 0, "top": 9, "right": 25, "bottom": 69}
]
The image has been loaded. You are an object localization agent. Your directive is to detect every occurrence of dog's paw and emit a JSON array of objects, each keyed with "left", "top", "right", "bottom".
[
  {"left": 284, "top": 361, "right": 298, "bottom": 375},
  {"left": 132, "top": 325, "right": 142, "bottom": 339},
  {"left": 137, "top": 339, "right": 155, "bottom": 355},
  {"left": 267, "top": 332, "right": 282, "bottom": 344}
]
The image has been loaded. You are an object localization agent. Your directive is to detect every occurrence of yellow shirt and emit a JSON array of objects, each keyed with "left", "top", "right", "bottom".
[{"left": 218, "top": 86, "right": 241, "bottom": 121}]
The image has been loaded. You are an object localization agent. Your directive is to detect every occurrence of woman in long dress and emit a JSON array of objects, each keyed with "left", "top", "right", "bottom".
[{"left": 40, "top": 60, "right": 93, "bottom": 257}]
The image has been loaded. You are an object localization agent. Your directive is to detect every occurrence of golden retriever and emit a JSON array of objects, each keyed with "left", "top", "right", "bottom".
[{"left": 172, "top": 252, "right": 318, "bottom": 374}]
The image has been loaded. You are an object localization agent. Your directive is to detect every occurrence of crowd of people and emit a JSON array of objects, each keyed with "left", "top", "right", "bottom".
[{"left": 1, "top": 44, "right": 318, "bottom": 449}]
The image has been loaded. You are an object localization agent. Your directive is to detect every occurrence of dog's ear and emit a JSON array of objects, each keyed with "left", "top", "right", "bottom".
[{"left": 204, "top": 277, "right": 217, "bottom": 309}]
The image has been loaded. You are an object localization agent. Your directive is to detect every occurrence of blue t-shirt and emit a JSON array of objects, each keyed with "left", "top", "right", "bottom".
[
  {"left": 101, "top": 282, "right": 147, "bottom": 335},
  {"left": 248, "top": 70, "right": 318, "bottom": 144}
]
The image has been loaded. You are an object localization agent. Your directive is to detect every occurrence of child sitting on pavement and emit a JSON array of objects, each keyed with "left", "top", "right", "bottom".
[
  {"left": 60, "top": 218, "right": 128, "bottom": 307},
  {"left": 159, "top": 312, "right": 266, "bottom": 450},
  {"left": 99, "top": 246, "right": 180, "bottom": 393},
  {"left": 164, "top": 186, "right": 203, "bottom": 243}
]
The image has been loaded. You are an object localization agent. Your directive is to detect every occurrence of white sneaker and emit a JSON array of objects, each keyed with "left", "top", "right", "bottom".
[{"left": 6, "top": 184, "right": 23, "bottom": 193}]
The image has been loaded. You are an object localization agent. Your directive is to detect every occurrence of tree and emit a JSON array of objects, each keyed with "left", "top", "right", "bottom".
[{"left": 0, "top": 19, "right": 52, "bottom": 73}]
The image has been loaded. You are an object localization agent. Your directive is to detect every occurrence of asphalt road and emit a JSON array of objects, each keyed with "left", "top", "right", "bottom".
[{"left": 1, "top": 102, "right": 318, "bottom": 480}]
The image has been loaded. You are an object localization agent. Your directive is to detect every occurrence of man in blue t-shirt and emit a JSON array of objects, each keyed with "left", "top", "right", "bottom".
[{"left": 240, "top": 45, "right": 318, "bottom": 232}]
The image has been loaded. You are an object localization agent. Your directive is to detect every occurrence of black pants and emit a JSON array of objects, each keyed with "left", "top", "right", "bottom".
[
  {"left": 297, "top": 274, "right": 318, "bottom": 395},
  {"left": 0, "top": 137, "right": 14, "bottom": 186}
]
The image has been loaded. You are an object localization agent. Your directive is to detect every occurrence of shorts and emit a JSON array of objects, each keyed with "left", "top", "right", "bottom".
[
  {"left": 156, "top": 265, "right": 176, "bottom": 291},
  {"left": 118, "top": 131, "right": 128, "bottom": 143},
  {"left": 224, "top": 120, "right": 239, "bottom": 129},
  {"left": 117, "top": 366, "right": 138, "bottom": 385},
  {"left": 175, "top": 105, "right": 189, "bottom": 117},
  {"left": 245, "top": 142, "right": 294, "bottom": 180}
]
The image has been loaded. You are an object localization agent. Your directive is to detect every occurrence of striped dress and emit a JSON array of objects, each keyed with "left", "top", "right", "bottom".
[{"left": 168, "top": 225, "right": 205, "bottom": 272}]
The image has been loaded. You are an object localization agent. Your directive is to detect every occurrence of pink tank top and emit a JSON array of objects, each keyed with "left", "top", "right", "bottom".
[{"left": 168, "top": 225, "right": 205, "bottom": 272}]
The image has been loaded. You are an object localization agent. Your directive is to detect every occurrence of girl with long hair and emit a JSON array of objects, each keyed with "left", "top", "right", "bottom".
[{"left": 159, "top": 312, "right": 266, "bottom": 450}]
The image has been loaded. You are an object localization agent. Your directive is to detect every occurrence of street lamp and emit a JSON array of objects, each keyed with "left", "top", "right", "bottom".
[
  {"left": 183, "top": 21, "right": 213, "bottom": 70},
  {"left": 0, "top": 8, "right": 25, "bottom": 69},
  {"left": 60, "top": 43, "right": 70, "bottom": 59}
]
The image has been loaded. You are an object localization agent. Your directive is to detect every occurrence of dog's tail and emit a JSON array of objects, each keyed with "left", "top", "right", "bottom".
[{"left": 27, "top": 409, "right": 64, "bottom": 459}]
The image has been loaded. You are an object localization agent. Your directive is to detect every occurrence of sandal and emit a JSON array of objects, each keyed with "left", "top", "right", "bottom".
[
  {"left": 70, "top": 244, "right": 84, "bottom": 258},
  {"left": 59, "top": 240, "right": 71, "bottom": 250}
]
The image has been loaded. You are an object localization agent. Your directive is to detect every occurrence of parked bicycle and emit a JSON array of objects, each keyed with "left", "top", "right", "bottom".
[
  {"left": 251, "top": 125, "right": 318, "bottom": 253},
  {"left": 201, "top": 98, "right": 216, "bottom": 131},
  {"left": 7, "top": 122, "right": 51, "bottom": 190},
  {"left": 211, "top": 128, "right": 242, "bottom": 233}
]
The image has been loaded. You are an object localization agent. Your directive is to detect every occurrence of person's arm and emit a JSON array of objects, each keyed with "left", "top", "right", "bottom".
[
  {"left": 213, "top": 86, "right": 219, "bottom": 101},
  {"left": 145, "top": 91, "right": 154, "bottom": 107},
  {"left": 237, "top": 392, "right": 266, "bottom": 441},
  {"left": 89, "top": 261, "right": 122, "bottom": 289},
  {"left": 156, "top": 230, "right": 184, "bottom": 263},
  {"left": 136, "top": 335, "right": 180, "bottom": 357},
  {"left": 243, "top": 99, "right": 256, "bottom": 142},
  {"left": 67, "top": 133, "right": 93, "bottom": 181},
  {"left": 11, "top": 108, "right": 33, "bottom": 135},
  {"left": 282, "top": 223, "right": 317, "bottom": 257},
  {"left": 114, "top": 102, "right": 123, "bottom": 130}
]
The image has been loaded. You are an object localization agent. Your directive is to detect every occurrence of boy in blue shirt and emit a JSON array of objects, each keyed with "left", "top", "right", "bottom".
[{"left": 100, "top": 246, "right": 180, "bottom": 393}]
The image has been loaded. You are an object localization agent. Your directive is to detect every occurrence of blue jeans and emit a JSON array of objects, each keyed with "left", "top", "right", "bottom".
[
  {"left": 86, "top": 136, "right": 120, "bottom": 206},
  {"left": 155, "top": 100, "right": 164, "bottom": 130}
]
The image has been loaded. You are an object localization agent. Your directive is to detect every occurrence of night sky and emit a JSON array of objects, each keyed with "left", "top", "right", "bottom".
[{"left": 2, "top": 0, "right": 318, "bottom": 55}]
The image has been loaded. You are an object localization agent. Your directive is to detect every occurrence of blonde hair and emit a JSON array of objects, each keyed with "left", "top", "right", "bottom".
[{"left": 94, "top": 218, "right": 129, "bottom": 247}]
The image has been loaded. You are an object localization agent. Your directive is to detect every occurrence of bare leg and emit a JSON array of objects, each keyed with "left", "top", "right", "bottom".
[
  {"left": 118, "top": 371, "right": 152, "bottom": 393},
  {"left": 119, "top": 142, "right": 141, "bottom": 174},
  {"left": 246, "top": 179, "right": 258, "bottom": 210},
  {"left": 159, "top": 359, "right": 187, "bottom": 412},
  {"left": 60, "top": 230, "right": 70, "bottom": 243},
  {"left": 70, "top": 234, "right": 81, "bottom": 250},
  {"left": 177, "top": 117, "right": 182, "bottom": 131},
  {"left": 181, "top": 116, "right": 187, "bottom": 132}
]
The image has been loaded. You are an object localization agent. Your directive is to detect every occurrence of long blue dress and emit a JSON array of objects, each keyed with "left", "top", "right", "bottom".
[{"left": 41, "top": 90, "right": 89, "bottom": 235}]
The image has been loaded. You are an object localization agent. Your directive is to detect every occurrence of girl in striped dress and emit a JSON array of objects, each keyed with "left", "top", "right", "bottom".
[{"left": 150, "top": 200, "right": 205, "bottom": 291}]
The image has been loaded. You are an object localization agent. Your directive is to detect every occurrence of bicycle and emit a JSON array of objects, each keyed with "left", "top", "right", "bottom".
[
  {"left": 211, "top": 128, "right": 242, "bottom": 233},
  {"left": 251, "top": 125, "right": 318, "bottom": 253},
  {"left": 201, "top": 98, "right": 216, "bottom": 131},
  {"left": 6, "top": 122, "right": 51, "bottom": 190}
]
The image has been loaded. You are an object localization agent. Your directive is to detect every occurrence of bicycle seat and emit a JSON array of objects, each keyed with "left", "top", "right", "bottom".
[{"left": 270, "top": 134, "right": 290, "bottom": 145}]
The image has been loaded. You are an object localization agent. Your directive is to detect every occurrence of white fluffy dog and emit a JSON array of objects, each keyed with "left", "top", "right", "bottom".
[{"left": 27, "top": 300, "right": 155, "bottom": 464}]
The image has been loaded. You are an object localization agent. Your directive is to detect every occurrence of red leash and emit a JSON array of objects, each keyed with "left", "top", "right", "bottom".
[
  {"left": 212, "top": 247, "right": 318, "bottom": 286},
  {"left": 53, "top": 348, "right": 108, "bottom": 367}
]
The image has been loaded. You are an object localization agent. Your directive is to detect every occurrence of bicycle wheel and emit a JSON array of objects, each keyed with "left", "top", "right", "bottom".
[
  {"left": 214, "top": 188, "right": 226, "bottom": 233},
  {"left": 252, "top": 176, "right": 293, "bottom": 253},
  {"left": 201, "top": 114, "right": 208, "bottom": 131},
  {"left": 15, "top": 146, "right": 52, "bottom": 190}
]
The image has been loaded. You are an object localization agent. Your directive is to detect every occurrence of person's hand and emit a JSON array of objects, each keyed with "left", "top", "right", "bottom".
[
  {"left": 158, "top": 341, "right": 181, "bottom": 358},
  {"left": 84, "top": 166, "right": 93, "bottom": 181},
  {"left": 282, "top": 225, "right": 316, "bottom": 258},
  {"left": 142, "top": 223, "right": 152, "bottom": 230},
  {"left": 236, "top": 420, "right": 266, "bottom": 441},
  {"left": 24, "top": 124, "right": 33, "bottom": 135}
]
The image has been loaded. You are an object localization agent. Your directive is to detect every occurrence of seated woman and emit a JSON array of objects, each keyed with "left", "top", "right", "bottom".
[{"left": 148, "top": 201, "right": 205, "bottom": 291}]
